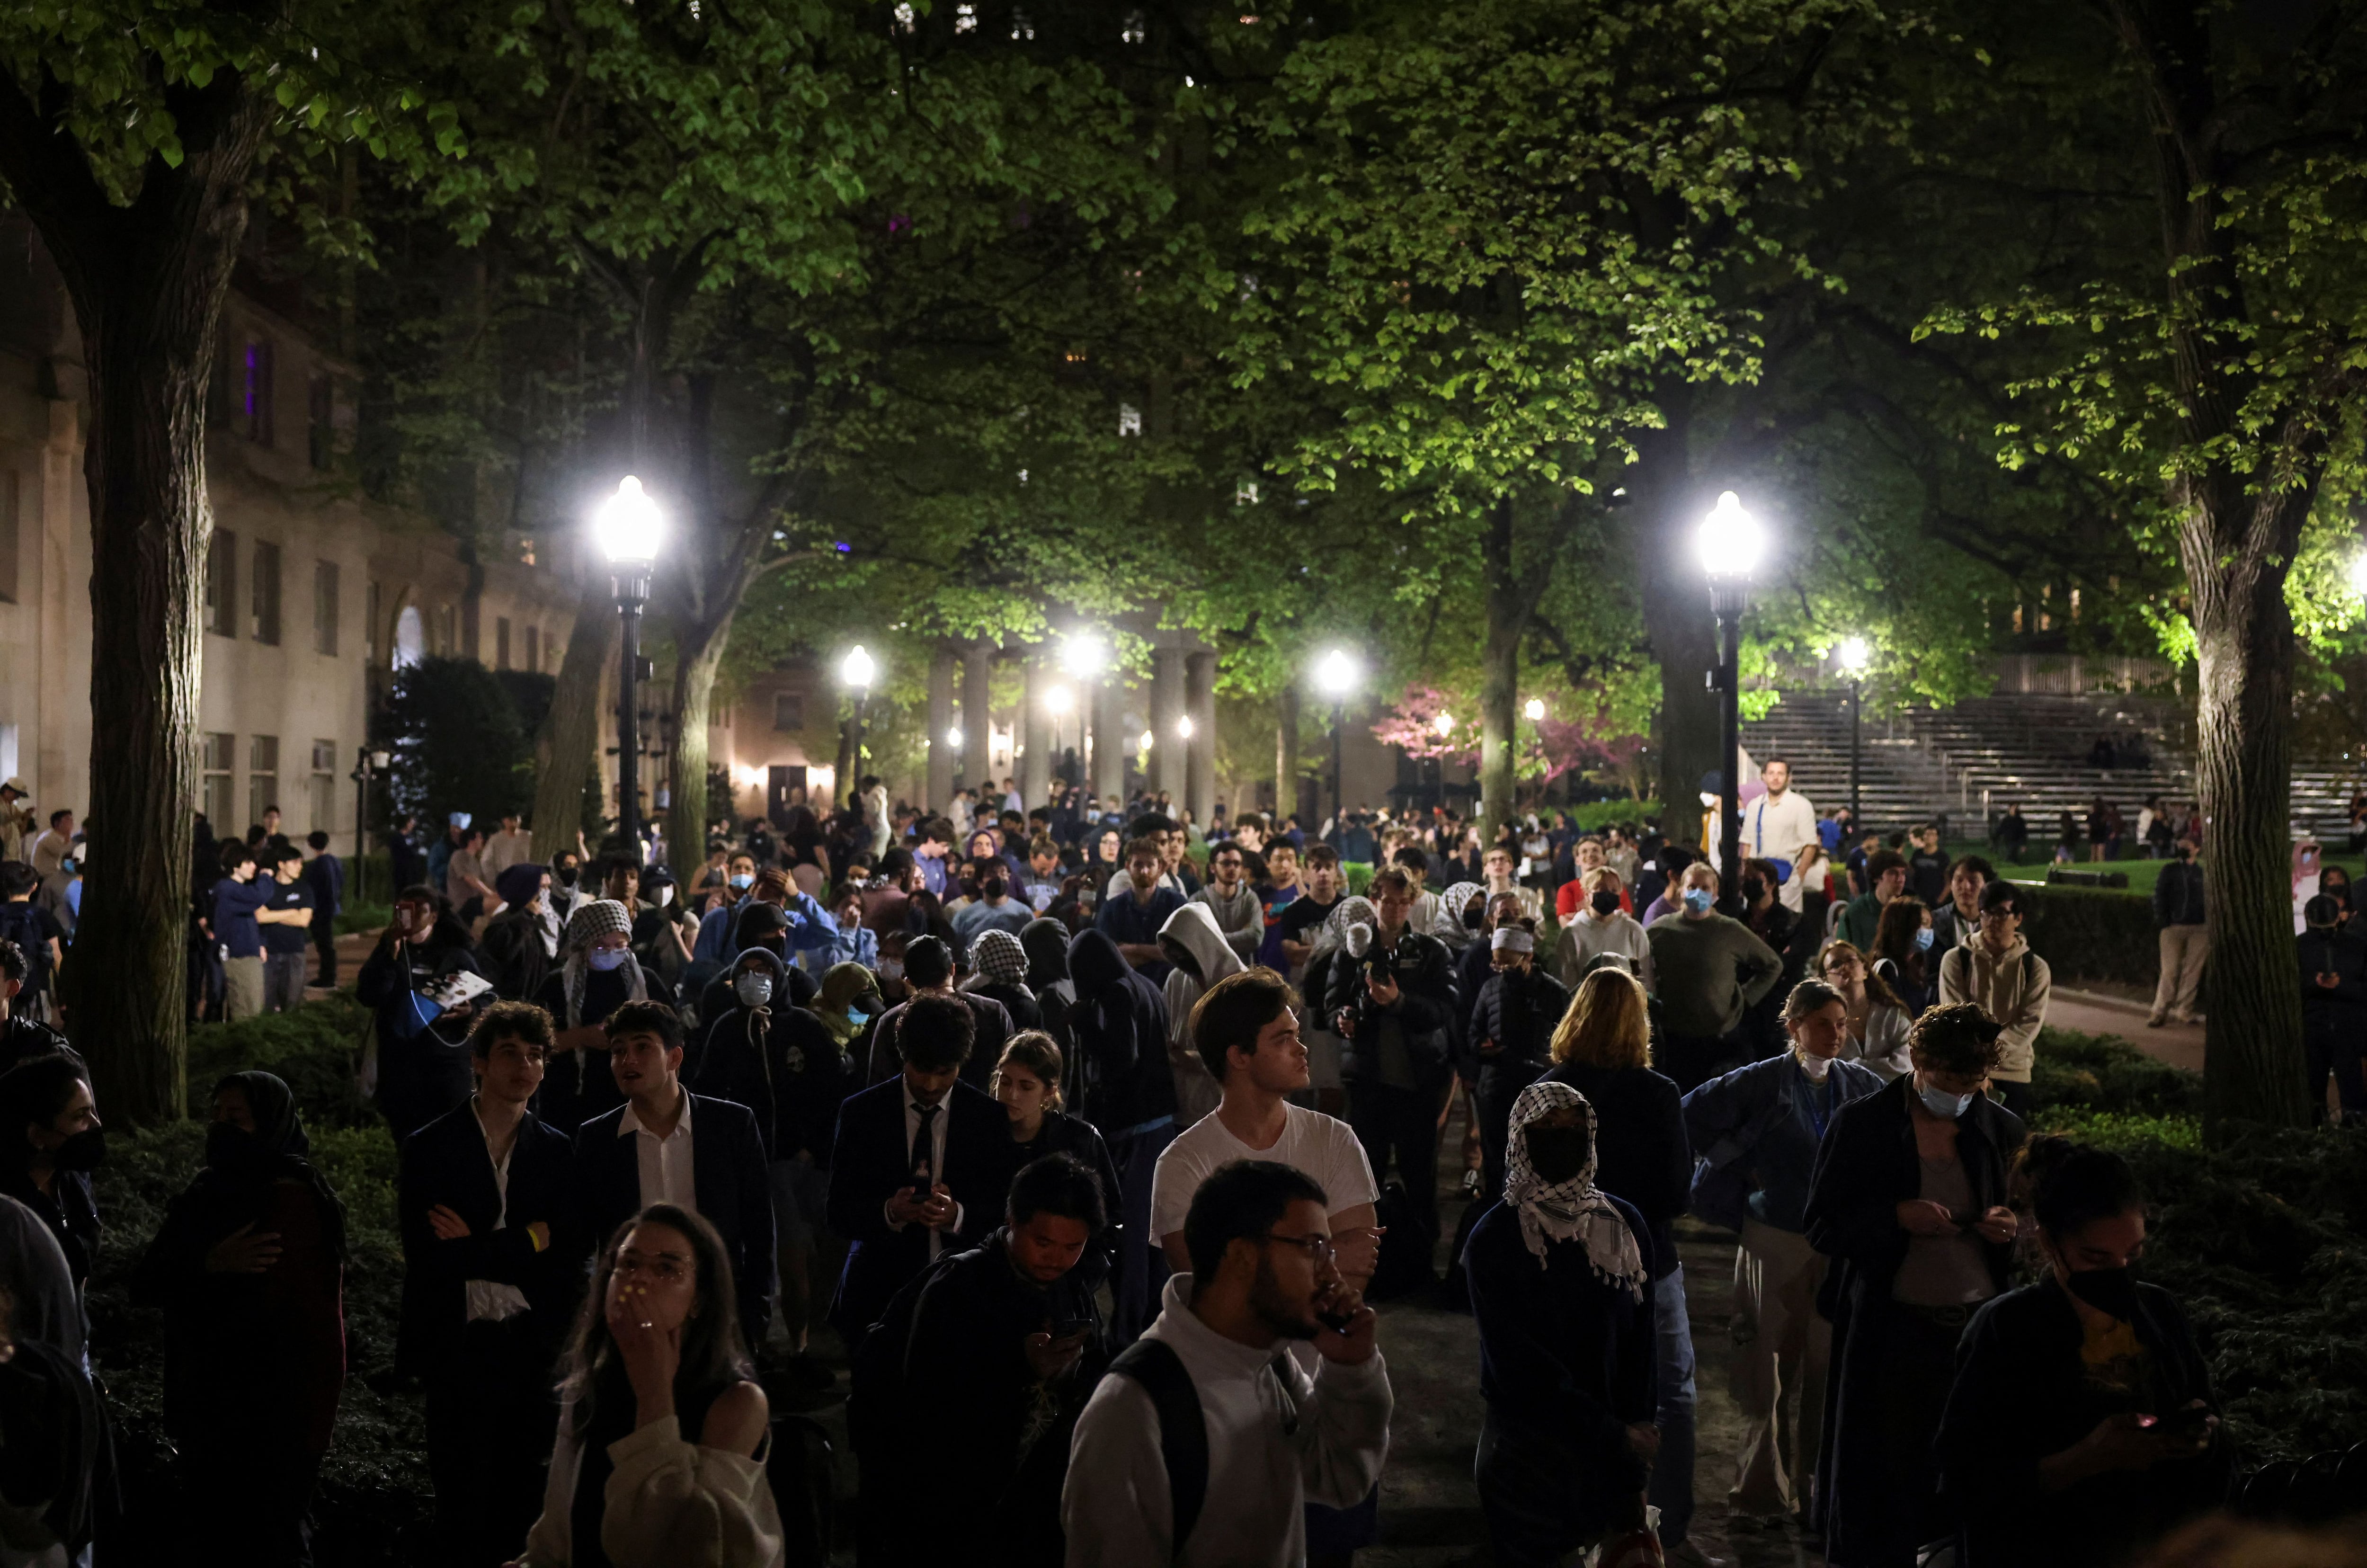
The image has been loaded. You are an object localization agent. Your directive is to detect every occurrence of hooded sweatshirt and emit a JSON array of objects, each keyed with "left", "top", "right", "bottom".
[
  {"left": 689, "top": 946, "right": 849, "bottom": 1163},
  {"left": 1066, "top": 928, "right": 1178, "bottom": 1136},
  {"left": 1192, "top": 879, "right": 1263, "bottom": 967},
  {"left": 1937, "top": 934, "right": 2052, "bottom": 1085},
  {"left": 1158, "top": 903, "right": 1246, "bottom": 1126}
]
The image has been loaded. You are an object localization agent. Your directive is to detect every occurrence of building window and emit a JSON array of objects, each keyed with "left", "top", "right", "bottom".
[
  {"left": 0, "top": 469, "right": 18, "bottom": 604},
  {"left": 205, "top": 530, "right": 236, "bottom": 636},
  {"left": 310, "top": 740, "right": 338, "bottom": 835},
  {"left": 202, "top": 732, "right": 237, "bottom": 830},
  {"left": 307, "top": 372, "right": 334, "bottom": 470},
  {"left": 243, "top": 337, "right": 275, "bottom": 446},
  {"left": 773, "top": 692, "right": 805, "bottom": 731},
  {"left": 248, "top": 735, "right": 279, "bottom": 831},
  {"left": 524, "top": 624, "right": 540, "bottom": 674},
  {"left": 313, "top": 560, "right": 339, "bottom": 657},
  {"left": 251, "top": 540, "right": 282, "bottom": 645},
  {"left": 495, "top": 616, "right": 512, "bottom": 670},
  {"left": 366, "top": 580, "right": 380, "bottom": 665}
]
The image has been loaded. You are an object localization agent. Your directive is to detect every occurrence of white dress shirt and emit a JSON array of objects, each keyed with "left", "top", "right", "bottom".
[
  {"left": 465, "top": 1099, "right": 533, "bottom": 1323},
  {"left": 896, "top": 1092, "right": 963, "bottom": 1259},
  {"left": 620, "top": 1089, "right": 698, "bottom": 1214}
]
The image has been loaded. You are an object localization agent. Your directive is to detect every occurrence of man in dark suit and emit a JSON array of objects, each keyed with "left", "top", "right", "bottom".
[
  {"left": 396, "top": 1001, "right": 587, "bottom": 1567},
  {"left": 572, "top": 999, "right": 776, "bottom": 1346},
  {"left": 826, "top": 992, "right": 1013, "bottom": 1345},
  {"left": 861, "top": 934, "right": 1012, "bottom": 1088}
]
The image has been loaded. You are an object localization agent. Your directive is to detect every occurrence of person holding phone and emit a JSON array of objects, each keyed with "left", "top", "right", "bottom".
[
  {"left": 357, "top": 883, "right": 486, "bottom": 1142},
  {"left": 1935, "top": 1138, "right": 2225, "bottom": 1565},
  {"left": 858, "top": 1154, "right": 1111, "bottom": 1567}
]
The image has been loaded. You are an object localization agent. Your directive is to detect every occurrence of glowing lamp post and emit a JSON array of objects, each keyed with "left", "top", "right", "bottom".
[
  {"left": 1314, "top": 648, "right": 1360, "bottom": 845},
  {"left": 841, "top": 644, "right": 877, "bottom": 807},
  {"left": 1837, "top": 635, "right": 1872, "bottom": 826},
  {"left": 596, "top": 476, "right": 662, "bottom": 864},
  {"left": 1698, "top": 490, "right": 1764, "bottom": 900}
]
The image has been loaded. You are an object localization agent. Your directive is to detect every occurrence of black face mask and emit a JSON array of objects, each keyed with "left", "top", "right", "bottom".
[
  {"left": 206, "top": 1121, "right": 267, "bottom": 1174},
  {"left": 2065, "top": 1264, "right": 2141, "bottom": 1321},
  {"left": 1591, "top": 891, "right": 1622, "bottom": 916},
  {"left": 555, "top": 865, "right": 581, "bottom": 887},
  {"left": 49, "top": 1126, "right": 105, "bottom": 1172},
  {"left": 1522, "top": 1124, "right": 1592, "bottom": 1185},
  {"left": 1461, "top": 904, "right": 1485, "bottom": 930},
  {"left": 1741, "top": 876, "right": 1765, "bottom": 902},
  {"left": 981, "top": 875, "right": 1007, "bottom": 901}
]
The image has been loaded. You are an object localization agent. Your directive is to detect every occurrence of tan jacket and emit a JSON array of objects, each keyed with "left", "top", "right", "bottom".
[{"left": 1939, "top": 935, "right": 2051, "bottom": 1084}]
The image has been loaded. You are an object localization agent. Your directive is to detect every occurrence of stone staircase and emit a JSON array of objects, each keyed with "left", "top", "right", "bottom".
[{"left": 1743, "top": 688, "right": 2365, "bottom": 839}]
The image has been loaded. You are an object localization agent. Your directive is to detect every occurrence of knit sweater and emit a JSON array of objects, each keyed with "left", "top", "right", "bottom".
[
  {"left": 1644, "top": 912, "right": 1782, "bottom": 1040},
  {"left": 1938, "top": 936, "right": 2051, "bottom": 1084}
]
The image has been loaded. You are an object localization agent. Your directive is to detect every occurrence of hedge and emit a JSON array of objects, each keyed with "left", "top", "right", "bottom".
[{"left": 2012, "top": 881, "right": 2161, "bottom": 989}]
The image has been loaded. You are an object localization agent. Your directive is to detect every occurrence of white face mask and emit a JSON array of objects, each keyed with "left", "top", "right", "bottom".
[
  {"left": 1795, "top": 1050, "right": 1834, "bottom": 1082},
  {"left": 735, "top": 972, "right": 773, "bottom": 1008}
]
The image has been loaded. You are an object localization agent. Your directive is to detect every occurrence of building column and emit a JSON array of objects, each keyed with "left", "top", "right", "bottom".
[
  {"left": 1185, "top": 650, "right": 1217, "bottom": 827},
  {"left": 925, "top": 642, "right": 955, "bottom": 811},
  {"left": 1149, "top": 646, "right": 1185, "bottom": 801},
  {"left": 1275, "top": 684, "right": 1300, "bottom": 823},
  {"left": 961, "top": 639, "right": 995, "bottom": 792},
  {"left": 1020, "top": 646, "right": 1052, "bottom": 808},
  {"left": 1091, "top": 676, "right": 1126, "bottom": 804}
]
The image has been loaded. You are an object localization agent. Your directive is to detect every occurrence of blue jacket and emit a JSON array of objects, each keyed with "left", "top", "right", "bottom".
[
  {"left": 1681, "top": 1052, "right": 1885, "bottom": 1233},
  {"left": 301, "top": 851, "right": 344, "bottom": 918},
  {"left": 695, "top": 890, "right": 836, "bottom": 964},
  {"left": 210, "top": 877, "right": 273, "bottom": 960}
]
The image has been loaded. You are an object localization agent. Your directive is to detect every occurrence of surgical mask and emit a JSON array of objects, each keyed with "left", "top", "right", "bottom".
[
  {"left": 1591, "top": 891, "right": 1622, "bottom": 916},
  {"left": 735, "top": 972, "right": 774, "bottom": 1008},
  {"left": 588, "top": 947, "right": 629, "bottom": 973},
  {"left": 1914, "top": 926, "right": 1935, "bottom": 953},
  {"left": 1794, "top": 1051, "right": 1833, "bottom": 1082},
  {"left": 49, "top": 1126, "right": 106, "bottom": 1172},
  {"left": 729, "top": 873, "right": 753, "bottom": 892},
  {"left": 1917, "top": 1079, "right": 1975, "bottom": 1119},
  {"left": 2064, "top": 1264, "right": 2141, "bottom": 1321},
  {"left": 879, "top": 957, "right": 904, "bottom": 982},
  {"left": 847, "top": 1008, "right": 872, "bottom": 1029},
  {"left": 1682, "top": 887, "right": 1714, "bottom": 916},
  {"left": 650, "top": 884, "right": 673, "bottom": 907}
]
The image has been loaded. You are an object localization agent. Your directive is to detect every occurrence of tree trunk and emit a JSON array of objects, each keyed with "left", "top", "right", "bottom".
[
  {"left": 664, "top": 609, "right": 737, "bottom": 879},
  {"left": 1276, "top": 684, "right": 1300, "bottom": 822},
  {"left": 532, "top": 577, "right": 617, "bottom": 861},
  {"left": 1478, "top": 500, "right": 1522, "bottom": 851},
  {"left": 1628, "top": 399, "right": 1715, "bottom": 827},
  {"left": 2186, "top": 484, "right": 2311, "bottom": 1133},
  {"left": 0, "top": 73, "right": 268, "bottom": 1124}
]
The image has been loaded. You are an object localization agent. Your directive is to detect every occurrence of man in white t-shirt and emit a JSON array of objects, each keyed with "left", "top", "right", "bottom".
[
  {"left": 1151, "top": 969, "right": 1380, "bottom": 1303},
  {"left": 1737, "top": 757, "right": 1817, "bottom": 913}
]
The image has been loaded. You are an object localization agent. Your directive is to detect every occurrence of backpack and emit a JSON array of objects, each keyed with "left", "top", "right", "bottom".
[{"left": 1106, "top": 1338, "right": 1210, "bottom": 1553}]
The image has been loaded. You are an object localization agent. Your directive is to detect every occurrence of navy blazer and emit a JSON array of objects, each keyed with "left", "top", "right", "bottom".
[
  {"left": 571, "top": 1091, "right": 776, "bottom": 1347},
  {"left": 396, "top": 1102, "right": 587, "bottom": 1377},
  {"left": 824, "top": 1076, "right": 1014, "bottom": 1340}
]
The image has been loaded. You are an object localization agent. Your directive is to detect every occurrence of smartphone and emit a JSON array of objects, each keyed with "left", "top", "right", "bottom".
[
  {"left": 1050, "top": 1318, "right": 1093, "bottom": 1339},
  {"left": 2157, "top": 1405, "right": 2211, "bottom": 1437}
]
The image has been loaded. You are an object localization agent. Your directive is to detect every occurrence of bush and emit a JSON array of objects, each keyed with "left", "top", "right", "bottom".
[
  {"left": 1563, "top": 799, "right": 1662, "bottom": 832},
  {"left": 375, "top": 655, "right": 543, "bottom": 829},
  {"left": 185, "top": 991, "right": 378, "bottom": 1129},
  {"left": 2013, "top": 881, "right": 2160, "bottom": 988},
  {"left": 2028, "top": 1026, "right": 2205, "bottom": 1121}
]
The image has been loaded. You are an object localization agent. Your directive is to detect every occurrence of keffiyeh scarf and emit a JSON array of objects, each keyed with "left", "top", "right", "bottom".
[{"left": 1503, "top": 1080, "right": 1648, "bottom": 1300}]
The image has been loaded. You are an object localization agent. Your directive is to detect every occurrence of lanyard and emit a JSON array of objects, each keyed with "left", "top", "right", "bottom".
[{"left": 1799, "top": 1067, "right": 1837, "bottom": 1142}]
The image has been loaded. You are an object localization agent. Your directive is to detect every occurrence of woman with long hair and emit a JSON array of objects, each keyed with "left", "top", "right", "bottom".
[
  {"left": 991, "top": 1033, "right": 1121, "bottom": 1288},
  {"left": 514, "top": 1205, "right": 778, "bottom": 1566},
  {"left": 1818, "top": 940, "right": 1913, "bottom": 1079},
  {"left": 1868, "top": 896, "right": 1937, "bottom": 1017},
  {"left": 1540, "top": 967, "right": 1700, "bottom": 1557}
]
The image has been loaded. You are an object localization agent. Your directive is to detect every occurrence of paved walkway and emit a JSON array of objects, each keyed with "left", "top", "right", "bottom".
[{"left": 2049, "top": 986, "right": 2204, "bottom": 1072}]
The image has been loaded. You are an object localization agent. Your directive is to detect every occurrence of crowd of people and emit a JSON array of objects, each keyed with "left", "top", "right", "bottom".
[{"left": 0, "top": 754, "right": 2315, "bottom": 1568}]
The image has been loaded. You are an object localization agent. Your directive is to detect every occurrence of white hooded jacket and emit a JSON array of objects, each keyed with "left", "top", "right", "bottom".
[{"left": 1159, "top": 902, "right": 1246, "bottom": 1126}]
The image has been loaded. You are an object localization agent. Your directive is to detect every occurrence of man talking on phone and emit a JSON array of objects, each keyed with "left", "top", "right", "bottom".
[{"left": 853, "top": 1153, "right": 1111, "bottom": 1565}]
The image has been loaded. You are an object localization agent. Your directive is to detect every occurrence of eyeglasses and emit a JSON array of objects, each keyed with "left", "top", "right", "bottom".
[{"left": 1263, "top": 1232, "right": 1337, "bottom": 1265}]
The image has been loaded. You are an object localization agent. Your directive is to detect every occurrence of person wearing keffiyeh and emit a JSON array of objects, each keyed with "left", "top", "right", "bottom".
[
  {"left": 1462, "top": 1080, "right": 1660, "bottom": 1565},
  {"left": 962, "top": 926, "right": 1043, "bottom": 1030},
  {"left": 529, "top": 899, "right": 659, "bottom": 1136}
]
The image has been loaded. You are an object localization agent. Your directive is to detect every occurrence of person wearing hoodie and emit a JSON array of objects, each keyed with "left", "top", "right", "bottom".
[
  {"left": 691, "top": 944, "right": 850, "bottom": 1358},
  {"left": 1936, "top": 880, "right": 2051, "bottom": 1119},
  {"left": 2298, "top": 892, "right": 2367, "bottom": 1124},
  {"left": 1192, "top": 841, "right": 1264, "bottom": 968},
  {"left": 965, "top": 927, "right": 1044, "bottom": 1032},
  {"left": 1067, "top": 927, "right": 1179, "bottom": 1342},
  {"left": 476, "top": 862, "right": 553, "bottom": 1002},
  {"left": 1157, "top": 901, "right": 1246, "bottom": 1128},
  {"left": 1021, "top": 916, "right": 1077, "bottom": 1047},
  {"left": 1427, "top": 879, "right": 1487, "bottom": 957}
]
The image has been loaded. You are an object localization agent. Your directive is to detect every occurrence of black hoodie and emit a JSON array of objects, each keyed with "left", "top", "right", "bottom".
[
  {"left": 1064, "top": 928, "right": 1176, "bottom": 1134},
  {"left": 689, "top": 946, "right": 849, "bottom": 1165}
]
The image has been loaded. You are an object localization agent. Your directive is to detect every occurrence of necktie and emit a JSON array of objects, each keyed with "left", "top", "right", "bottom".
[{"left": 911, "top": 1101, "right": 939, "bottom": 1193}]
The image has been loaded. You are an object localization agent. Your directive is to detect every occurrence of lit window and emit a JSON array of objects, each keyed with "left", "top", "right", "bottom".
[
  {"left": 955, "top": 4, "right": 975, "bottom": 31},
  {"left": 1122, "top": 11, "right": 1145, "bottom": 43},
  {"left": 1119, "top": 403, "right": 1142, "bottom": 437},
  {"left": 893, "top": 2, "right": 914, "bottom": 29},
  {"left": 1011, "top": 8, "right": 1033, "bottom": 38},
  {"left": 1236, "top": 481, "right": 1260, "bottom": 507}
]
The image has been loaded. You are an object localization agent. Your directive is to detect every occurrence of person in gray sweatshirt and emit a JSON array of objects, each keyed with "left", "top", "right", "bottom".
[{"left": 1193, "top": 841, "right": 1264, "bottom": 967}]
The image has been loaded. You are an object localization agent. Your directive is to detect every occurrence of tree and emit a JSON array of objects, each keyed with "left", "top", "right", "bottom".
[{"left": 0, "top": 2, "right": 457, "bottom": 1120}]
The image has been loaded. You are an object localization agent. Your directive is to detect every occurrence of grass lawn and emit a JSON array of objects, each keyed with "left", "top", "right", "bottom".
[{"left": 1951, "top": 844, "right": 2367, "bottom": 900}]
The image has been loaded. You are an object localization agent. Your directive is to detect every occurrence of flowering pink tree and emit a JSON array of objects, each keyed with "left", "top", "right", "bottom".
[{"left": 1372, "top": 686, "right": 1646, "bottom": 786}]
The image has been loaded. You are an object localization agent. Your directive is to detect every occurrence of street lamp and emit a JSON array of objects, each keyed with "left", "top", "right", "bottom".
[
  {"left": 1522, "top": 697, "right": 1547, "bottom": 722},
  {"left": 348, "top": 746, "right": 390, "bottom": 901},
  {"left": 1314, "top": 648, "right": 1360, "bottom": 845},
  {"left": 1433, "top": 711, "right": 1455, "bottom": 737},
  {"left": 595, "top": 475, "right": 662, "bottom": 865},
  {"left": 1175, "top": 713, "right": 1195, "bottom": 740},
  {"left": 1698, "top": 490, "right": 1764, "bottom": 901},
  {"left": 945, "top": 725, "right": 963, "bottom": 750},
  {"left": 1836, "top": 635, "right": 1871, "bottom": 826},
  {"left": 841, "top": 645, "right": 877, "bottom": 802}
]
